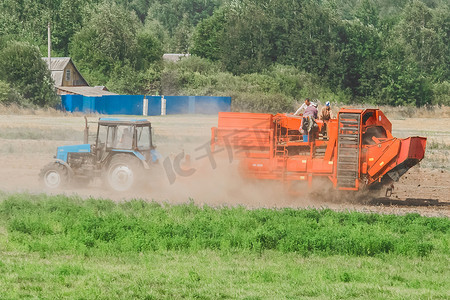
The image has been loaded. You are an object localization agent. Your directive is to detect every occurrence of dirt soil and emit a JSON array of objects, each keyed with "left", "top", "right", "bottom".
[{"left": 0, "top": 113, "right": 448, "bottom": 217}]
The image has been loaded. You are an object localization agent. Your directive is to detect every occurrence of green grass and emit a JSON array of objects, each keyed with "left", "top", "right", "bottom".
[
  {"left": 0, "top": 250, "right": 449, "bottom": 299},
  {"left": 1, "top": 194, "right": 448, "bottom": 257},
  {"left": 0, "top": 193, "right": 449, "bottom": 299}
]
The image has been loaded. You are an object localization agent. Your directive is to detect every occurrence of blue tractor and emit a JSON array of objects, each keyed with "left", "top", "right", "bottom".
[{"left": 40, "top": 117, "right": 161, "bottom": 192}]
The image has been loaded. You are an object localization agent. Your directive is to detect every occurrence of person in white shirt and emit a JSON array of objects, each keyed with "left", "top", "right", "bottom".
[{"left": 294, "top": 98, "right": 311, "bottom": 115}]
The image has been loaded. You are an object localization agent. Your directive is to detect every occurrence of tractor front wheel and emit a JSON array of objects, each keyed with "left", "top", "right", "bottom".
[
  {"left": 105, "top": 154, "right": 142, "bottom": 192},
  {"left": 40, "top": 162, "right": 70, "bottom": 189}
]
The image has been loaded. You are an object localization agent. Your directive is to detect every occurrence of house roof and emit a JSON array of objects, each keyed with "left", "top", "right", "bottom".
[
  {"left": 162, "top": 53, "right": 190, "bottom": 62},
  {"left": 57, "top": 86, "right": 117, "bottom": 97},
  {"left": 42, "top": 57, "right": 88, "bottom": 86},
  {"left": 42, "top": 57, "right": 71, "bottom": 71},
  {"left": 50, "top": 71, "right": 64, "bottom": 87}
]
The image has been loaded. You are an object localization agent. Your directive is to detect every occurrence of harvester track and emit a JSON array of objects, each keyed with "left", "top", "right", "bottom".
[{"left": 368, "top": 197, "right": 450, "bottom": 207}]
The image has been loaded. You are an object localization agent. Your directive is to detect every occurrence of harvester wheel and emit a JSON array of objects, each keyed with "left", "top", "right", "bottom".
[
  {"left": 40, "top": 162, "right": 70, "bottom": 189},
  {"left": 105, "top": 154, "right": 142, "bottom": 192}
]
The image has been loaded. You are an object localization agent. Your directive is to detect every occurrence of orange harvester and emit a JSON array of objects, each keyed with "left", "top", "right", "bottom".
[{"left": 211, "top": 108, "right": 427, "bottom": 193}]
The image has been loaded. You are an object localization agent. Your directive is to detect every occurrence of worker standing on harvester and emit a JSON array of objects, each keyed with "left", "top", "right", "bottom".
[
  {"left": 320, "top": 101, "right": 332, "bottom": 121},
  {"left": 294, "top": 98, "right": 311, "bottom": 115},
  {"left": 304, "top": 102, "right": 318, "bottom": 119},
  {"left": 301, "top": 102, "right": 318, "bottom": 138},
  {"left": 320, "top": 101, "right": 333, "bottom": 137}
]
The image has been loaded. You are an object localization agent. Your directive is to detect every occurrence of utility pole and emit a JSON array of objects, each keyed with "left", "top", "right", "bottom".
[{"left": 47, "top": 22, "right": 51, "bottom": 67}]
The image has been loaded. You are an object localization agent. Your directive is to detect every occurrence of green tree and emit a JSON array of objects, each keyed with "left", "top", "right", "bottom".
[
  {"left": 172, "top": 14, "right": 194, "bottom": 53},
  {"left": 147, "top": 0, "right": 224, "bottom": 35},
  {"left": 284, "top": 1, "right": 339, "bottom": 78},
  {"left": 136, "top": 30, "right": 163, "bottom": 71},
  {"left": 379, "top": 44, "right": 433, "bottom": 107},
  {"left": 146, "top": 0, "right": 224, "bottom": 52},
  {"left": 210, "top": 0, "right": 297, "bottom": 74},
  {"left": 0, "top": 0, "right": 49, "bottom": 46},
  {"left": 335, "top": 20, "right": 383, "bottom": 98},
  {"left": 355, "top": 0, "right": 379, "bottom": 27},
  {"left": 0, "top": 0, "right": 98, "bottom": 55},
  {"left": 397, "top": 1, "right": 445, "bottom": 77},
  {"left": 0, "top": 80, "right": 25, "bottom": 106},
  {"left": 0, "top": 41, "right": 58, "bottom": 107},
  {"left": 431, "top": 81, "right": 450, "bottom": 105},
  {"left": 69, "top": 2, "right": 142, "bottom": 85},
  {"left": 69, "top": 2, "right": 163, "bottom": 91},
  {"left": 428, "top": 3, "right": 450, "bottom": 80},
  {"left": 191, "top": 8, "right": 226, "bottom": 61},
  {"left": 375, "top": 1, "right": 448, "bottom": 105},
  {"left": 52, "top": 0, "right": 87, "bottom": 55}
]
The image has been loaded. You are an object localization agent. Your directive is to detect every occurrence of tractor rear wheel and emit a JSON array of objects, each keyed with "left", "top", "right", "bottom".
[
  {"left": 105, "top": 154, "right": 143, "bottom": 192},
  {"left": 40, "top": 162, "right": 70, "bottom": 189}
]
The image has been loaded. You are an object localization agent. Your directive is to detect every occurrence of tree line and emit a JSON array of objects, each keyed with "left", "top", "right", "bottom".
[{"left": 0, "top": 0, "right": 448, "bottom": 109}]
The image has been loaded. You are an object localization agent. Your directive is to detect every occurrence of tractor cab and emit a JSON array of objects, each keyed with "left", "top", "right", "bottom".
[{"left": 94, "top": 118, "right": 158, "bottom": 164}]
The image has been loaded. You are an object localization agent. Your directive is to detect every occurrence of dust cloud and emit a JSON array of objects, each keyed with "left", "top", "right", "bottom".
[
  {"left": 146, "top": 156, "right": 315, "bottom": 208},
  {"left": 0, "top": 113, "right": 449, "bottom": 217},
  {"left": 79, "top": 152, "right": 318, "bottom": 209}
]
